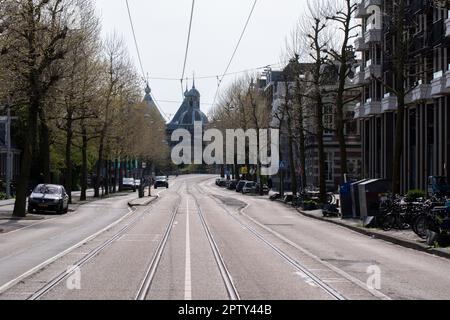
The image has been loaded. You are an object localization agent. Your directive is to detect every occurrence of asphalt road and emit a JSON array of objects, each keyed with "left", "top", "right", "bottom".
[{"left": 1, "top": 175, "right": 450, "bottom": 300}]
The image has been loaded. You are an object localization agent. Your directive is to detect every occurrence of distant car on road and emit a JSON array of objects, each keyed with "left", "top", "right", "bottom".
[
  {"left": 122, "top": 178, "right": 137, "bottom": 192},
  {"left": 28, "top": 184, "right": 69, "bottom": 215},
  {"left": 154, "top": 176, "right": 169, "bottom": 189}
]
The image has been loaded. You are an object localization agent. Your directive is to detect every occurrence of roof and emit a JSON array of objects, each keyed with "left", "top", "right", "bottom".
[
  {"left": 143, "top": 84, "right": 165, "bottom": 121},
  {"left": 168, "top": 84, "right": 208, "bottom": 130}
]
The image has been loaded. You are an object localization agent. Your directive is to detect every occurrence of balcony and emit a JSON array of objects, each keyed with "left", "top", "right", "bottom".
[
  {"left": 354, "top": 37, "right": 368, "bottom": 51},
  {"left": 446, "top": 69, "right": 450, "bottom": 92},
  {"left": 364, "top": 0, "right": 381, "bottom": 8},
  {"left": 354, "top": 102, "right": 365, "bottom": 119},
  {"left": 355, "top": 2, "right": 368, "bottom": 18},
  {"left": 364, "top": 98, "right": 381, "bottom": 116},
  {"left": 382, "top": 93, "right": 397, "bottom": 112},
  {"left": 410, "top": 81, "right": 432, "bottom": 103},
  {"left": 364, "top": 59, "right": 381, "bottom": 80},
  {"left": 353, "top": 66, "right": 367, "bottom": 85},
  {"left": 446, "top": 12, "right": 450, "bottom": 37},
  {"left": 364, "top": 28, "right": 382, "bottom": 43},
  {"left": 431, "top": 71, "right": 449, "bottom": 97}
]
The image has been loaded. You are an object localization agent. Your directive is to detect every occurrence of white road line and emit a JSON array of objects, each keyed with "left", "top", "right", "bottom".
[
  {"left": 185, "top": 198, "right": 192, "bottom": 301},
  {"left": 0, "top": 205, "right": 137, "bottom": 295}
]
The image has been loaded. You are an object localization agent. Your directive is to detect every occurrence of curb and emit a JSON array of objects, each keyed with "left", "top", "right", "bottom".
[
  {"left": 272, "top": 199, "right": 450, "bottom": 261},
  {"left": 128, "top": 196, "right": 158, "bottom": 208},
  {"left": 296, "top": 207, "right": 450, "bottom": 261}
]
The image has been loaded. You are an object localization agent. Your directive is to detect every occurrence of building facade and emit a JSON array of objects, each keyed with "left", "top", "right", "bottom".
[
  {"left": 166, "top": 82, "right": 209, "bottom": 165},
  {"left": 353, "top": 0, "right": 450, "bottom": 193},
  {"left": 265, "top": 61, "right": 362, "bottom": 193}
]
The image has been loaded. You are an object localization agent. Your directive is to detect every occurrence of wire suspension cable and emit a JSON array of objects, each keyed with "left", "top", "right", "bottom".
[
  {"left": 125, "top": 0, "right": 170, "bottom": 122},
  {"left": 125, "top": 0, "right": 146, "bottom": 80},
  {"left": 212, "top": 0, "right": 258, "bottom": 107},
  {"left": 181, "top": 0, "right": 196, "bottom": 97}
]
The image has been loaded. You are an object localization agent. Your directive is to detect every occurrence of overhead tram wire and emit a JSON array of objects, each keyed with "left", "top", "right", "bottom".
[
  {"left": 124, "top": 0, "right": 171, "bottom": 122},
  {"left": 180, "top": 0, "right": 196, "bottom": 98},
  {"left": 212, "top": 0, "right": 259, "bottom": 108},
  {"left": 145, "top": 62, "right": 283, "bottom": 82}
]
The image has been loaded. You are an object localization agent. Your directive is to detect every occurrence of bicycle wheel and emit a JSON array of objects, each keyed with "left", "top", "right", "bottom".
[
  {"left": 381, "top": 214, "right": 395, "bottom": 231},
  {"left": 413, "top": 215, "right": 428, "bottom": 239}
]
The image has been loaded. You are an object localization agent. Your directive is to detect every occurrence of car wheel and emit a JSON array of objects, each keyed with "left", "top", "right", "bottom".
[
  {"left": 155, "top": 186, "right": 158, "bottom": 189},
  {"left": 27, "top": 206, "right": 34, "bottom": 214}
]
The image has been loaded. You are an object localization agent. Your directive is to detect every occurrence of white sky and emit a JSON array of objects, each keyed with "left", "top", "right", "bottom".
[{"left": 94, "top": 0, "right": 309, "bottom": 121}]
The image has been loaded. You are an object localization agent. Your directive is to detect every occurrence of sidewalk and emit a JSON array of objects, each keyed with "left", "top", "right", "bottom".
[{"left": 290, "top": 205, "right": 450, "bottom": 260}]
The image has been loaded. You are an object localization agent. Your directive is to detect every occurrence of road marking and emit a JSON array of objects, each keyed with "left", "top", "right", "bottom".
[
  {"left": 185, "top": 198, "right": 192, "bottom": 301},
  {"left": 0, "top": 205, "right": 137, "bottom": 295}
]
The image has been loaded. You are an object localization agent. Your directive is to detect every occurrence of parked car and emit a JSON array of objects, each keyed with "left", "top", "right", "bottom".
[
  {"left": 242, "top": 182, "right": 257, "bottom": 194},
  {"left": 236, "top": 180, "right": 248, "bottom": 193},
  {"left": 122, "top": 178, "right": 136, "bottom": 192},
  {"left": 227, "top": 180, "right": 238, "bottom": 190},
  {"left": 28, "top": 184, "right": 69, "bottom": 215},
  {"left": 251, "top": 183, "right": 270, "bottom": 195},
  {"left": 216, "top": 178, "right": 228, "bottom": 187},
  {"left": 154, "top": 176, "right": 169, "bottom": 189}
]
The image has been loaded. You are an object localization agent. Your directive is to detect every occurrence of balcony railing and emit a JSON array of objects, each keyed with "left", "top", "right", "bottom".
[
  {"left": 354, "top": 102, "right": 365, "bottom": 119},
  {"left": 355, "top": 1, "right": 368, "bottom": 18},
  {"left": 364, "top": 60, "right": 381, "bottom": 80},
  {"left": 446, "top": 11, "right": 450, "bottom": 37},
  {"left": 364, "top": 0, "right": 381, "bottom": 9},
  {"left": 410, "top": 82, "right": 432, "bottom": 103},
  {"left": 364, "top": 29, "right": 382, "bottom": 43},
  {"left": 364, "top": 99, "right": 382, "bottom": 116},
  {"left": 382, "top": 93, "right": 397, "bottom": 112},
  {"left": 354, "top": 37, "right": 367, "bottom": 51}
]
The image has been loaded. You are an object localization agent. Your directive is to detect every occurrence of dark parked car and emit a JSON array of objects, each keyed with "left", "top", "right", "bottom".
[
  {"left": 227, "top": 180, "right": 238, "bottom": 190},
  {"left": 154, "top": 176, "right": 169, "bottom": 189},
  {"left": 236, "top": 180, "right": 248, "bottom": 193},
  {"left": 28, "top": 184, "right": 69, "bottom": 214}
]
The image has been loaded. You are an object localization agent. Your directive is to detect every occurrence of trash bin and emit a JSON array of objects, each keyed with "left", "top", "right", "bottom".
[
  {"left": 138, "top": 185, "right": 145, "bottom": 198},
  {"left": 358, "top": 179, "right": 392, "bottom": 220},
  {"left": 339, "top": 182, "right": 353, "bottom": 219},
  {"left": 351, "top": 179, "right": 369, "bottom": 219}
]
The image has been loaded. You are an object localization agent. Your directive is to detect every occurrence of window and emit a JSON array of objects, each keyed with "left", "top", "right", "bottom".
[{"left": 323, "top": 105, "right": 334, "bottom": 136}]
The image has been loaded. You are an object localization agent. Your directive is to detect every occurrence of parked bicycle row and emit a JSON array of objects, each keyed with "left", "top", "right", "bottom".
[{"left": 376, "top": 193, "right": 450, "bottom": 246}]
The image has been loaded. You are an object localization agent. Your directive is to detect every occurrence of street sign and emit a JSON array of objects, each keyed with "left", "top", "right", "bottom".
[{"left": 142, "top": 162, "right": 147, "bottom": 169}]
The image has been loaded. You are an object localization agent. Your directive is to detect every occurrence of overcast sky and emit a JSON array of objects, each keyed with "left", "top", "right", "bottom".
[{"left": 95, "top": 0, "right": 309, "bottom": 121}]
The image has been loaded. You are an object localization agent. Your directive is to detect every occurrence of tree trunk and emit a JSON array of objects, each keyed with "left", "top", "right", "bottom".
[
  {"left": 13, "top": 100, "right": 39, "bottom": 217},
  {"left": 80, "top": 124, "right": 88, "bottom": 201},
  {"left": 295, "top": 86, "right": 307, "bottom": 191},
  {"left": 38, "top": 111, "right": 51, "bottom": 183},
  {"left": 317, "top": 97, "right": 327, "bottom": 204},
  {"left": 65, "top": 113, "right": 73, "bottom": 204},
  {"left": 286, "top": 117, "right": 298, "bottom": 196}
]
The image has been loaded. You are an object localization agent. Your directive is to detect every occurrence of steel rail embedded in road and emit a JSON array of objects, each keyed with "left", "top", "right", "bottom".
[
  {"left": 192, "top": 183, "right": 347, "bottom": 301},
  {"left": 26, "top": 192, "right": 168, "bottom": 300},
  {"left": 135, "top": 185, "right": 184, "bottom": 301},
  {"left": 187, "top": 186, "right": 240, "bottom": 301}
]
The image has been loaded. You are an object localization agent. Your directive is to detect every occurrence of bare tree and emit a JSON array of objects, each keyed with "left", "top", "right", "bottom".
[{"left": 325, "top": 0, "right": 359, "bottom": 183}]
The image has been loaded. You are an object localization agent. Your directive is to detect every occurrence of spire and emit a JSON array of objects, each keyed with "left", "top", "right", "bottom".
[{"left": 192, "top": 71, "right": 195, "bottom": 89}]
